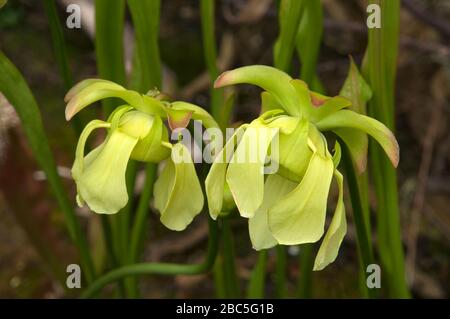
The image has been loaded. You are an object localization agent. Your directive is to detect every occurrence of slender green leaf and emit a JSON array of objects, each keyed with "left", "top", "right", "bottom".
[
  {"left": 200, "top": 0, "right": 223, "bottom": 118},
  {"left": 43, "top": 0, "right": 73, "bottom": 90},
  {"left": 296, "top": 0, "right": 323, "bottom": 84},
  {"left": 274, "top": 0, "right": 304, "bottom": 72},
  {"left": 364, "top": 0, "right": 409, "bottom": 298},
  {"left": 126, "top": 0, "right": 163, "bottom": 297},
  {"left": 43, "top": 0, "right": 85, "bottom": 134},
  {"left": 0, "top": 51, "right": 96, "bottom": 283},
  {"left": 95, "top": 0, "right": 126, "bottom": 115},
  {"left": 128, "top": 0, "right": 162, "bottom": 91}
]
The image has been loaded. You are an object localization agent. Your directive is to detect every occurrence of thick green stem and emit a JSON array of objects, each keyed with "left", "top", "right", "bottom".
[
  {"left": 221, "top": 219, "right": 240, "bottom": 297},
  {"left": 120, "top": 162, "right": 137, "bottom": 262},
  {"left": 122, "top": 164, "right": 157, "bottom": 298},
  {"left": 81, "top": 217, "right": 219, "bottom": 298},
  {"left": 129, "top": 164, "right": 157, "bottom": 263},
  {"left": 121, "top": 162, "right": 137, "bottom": 297},
  {"left": 246, "top": 250, "right": 268, "bottom": 298},
  {"left": 100, "top": 215, "right": 119, "bottom": 267},
  {"left": 213, "top": 256, "right": 227, "bottom": 298},
  {"left": 341, "top": 142, "right": 377, "bottom": 299},
  {"left": 100, "top": 214, "right": 126, "bottom": 298},
  {"left": 275, "top": 245, "right": 287, "bottom": 298},
  {"left": 297, "top": 243, "right": 314, "bottom": 298}
]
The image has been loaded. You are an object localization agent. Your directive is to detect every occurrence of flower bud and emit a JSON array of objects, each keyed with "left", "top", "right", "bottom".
[{"left": 118, "top": 111, "right": 170, "bottom": 162}]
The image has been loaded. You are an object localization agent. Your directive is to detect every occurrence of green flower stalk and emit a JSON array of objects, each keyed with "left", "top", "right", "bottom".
[
  {"left": 206, "top": 65, "right": 399, "bottom": 270},
  {"left": 65, "top": 79, "right": 218, "bottom": 231}
]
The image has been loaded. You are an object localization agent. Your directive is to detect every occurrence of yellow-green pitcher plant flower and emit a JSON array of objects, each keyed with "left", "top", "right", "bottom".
[
  {"left": 206, "top": 65, "right": 399, "bottom": 270},
  {"left": 65, "top": 79, "right": 219, "bottom": 231}
]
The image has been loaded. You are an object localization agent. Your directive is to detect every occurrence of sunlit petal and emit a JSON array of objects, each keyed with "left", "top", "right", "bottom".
[
  {"left": 76, "top": 130, "right": 138, "bottom": 214},
  {"left": 227, "top": 123, "right": 277, "bottom": 218},
  {"left": 249, "top": 174, "right": 296, "bottom": 250},
  {"left": 314, "top": 170, "right": 347, "bottom": 270},
  {"left": 268, "top": 151, "right": 334, "bottom": 245},
  {"left": 156, "top": 143, "right": 204, "bottom": 231}
]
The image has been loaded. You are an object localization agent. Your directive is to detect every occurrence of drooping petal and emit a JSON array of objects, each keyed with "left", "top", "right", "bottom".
[
  {"left": 64, "top": 79, "right": 124, "bottom": 102},
  {"left": 249, "top": 174, "right": 296, "bottom": 250},
  {"left": 275, "top": 118, "right": 312, "bottom": 182},
  {"left": 154, "top": 158, "right": 175, "bottom": 214},
  {"left": 226, "top": 123, "right": 278, "bottom": 218},
  {"left": 156, "top": 143, "right": 204, "bottom": 231},
  {"left": 72, "top": 119, "right": 110, "bottom": 180},
  {"left": 332, "top": 140, "right": 342, "bottom": 168},
  {"left": 75, "top": 141, "right": 106, "bottom": 207},
  {"left": 65, "top": 82, "right": 137, "bottom": 120},
  {"left": 333, "top": 128, "right": 368, "bottom": 173},
  {"left": 313, "top": 169, "right": 347, "bottom": 271},
  {"left": 205, "top": 126, "right": 245, "bottom": 219},
  {"left": 65, "top": 81, "right": 165, "bottom": 120},
  {"left": 214, "top": 65, "right": 300, "bottom": 116},
  {"left": 316, "top": 110, "right": 399, "bottom": 167},
  {"left": 76, "top": 129, "right": 138, "bottom": 214},
  {"left": 268, "top": 150, "right": 334, "bottom": 245}
]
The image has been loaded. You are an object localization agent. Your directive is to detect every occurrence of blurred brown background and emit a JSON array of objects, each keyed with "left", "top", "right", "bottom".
[{"left": 0, "top": 0, "right": 449, "bottom": 298}]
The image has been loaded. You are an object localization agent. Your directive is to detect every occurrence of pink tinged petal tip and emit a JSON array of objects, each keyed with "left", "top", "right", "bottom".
[
  {"left": 310, "top": 93, "right": 329, "bottom": 108},
  {"left": 64, "top": 79, "right": 100, "bottom": 103},
  {"left": 213, "top": 71, "right": 231, "bottom": 88},
  {"left": 167, "top": 111, "right": 194, "bottom": 130},
  {"left": 390, "top": 135, "right": 400, "bottom": 168},
  {"left": 64, "top": 86, "right": 79, "bottom": 103},
  {"left": 65, "top": 98, "right": 79, "bottom": 121}
]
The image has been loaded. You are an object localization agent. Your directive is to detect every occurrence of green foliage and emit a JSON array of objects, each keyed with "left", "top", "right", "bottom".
[{"left": 0, "top": 51, "right": 96, "bottom": 284}]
